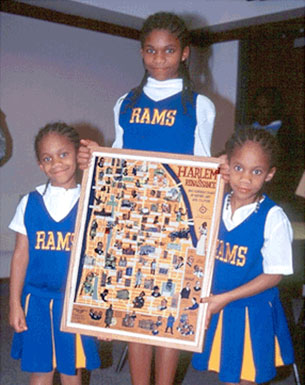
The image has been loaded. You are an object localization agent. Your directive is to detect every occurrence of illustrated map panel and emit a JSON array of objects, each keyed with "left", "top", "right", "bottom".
[{"left": 62, "top": 148, "right": 224, "bottom": 352}]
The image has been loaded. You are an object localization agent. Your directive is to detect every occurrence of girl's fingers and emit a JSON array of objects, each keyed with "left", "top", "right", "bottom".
[{"left": 200, "top": 297, "right": 209, "bottom": 303}]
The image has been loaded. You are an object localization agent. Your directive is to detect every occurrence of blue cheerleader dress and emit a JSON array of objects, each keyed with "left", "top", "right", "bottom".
[
  {"left": 11, "top": 190, "right": 101, "bottom": 375},
  {"left": 192, "top": 195, "right": 294, "bottom": 383}
]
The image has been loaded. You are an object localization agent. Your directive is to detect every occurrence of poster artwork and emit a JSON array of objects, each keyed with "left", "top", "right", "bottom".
[{"left": 62, "top": 147, "right": 224, "bottom": 352}]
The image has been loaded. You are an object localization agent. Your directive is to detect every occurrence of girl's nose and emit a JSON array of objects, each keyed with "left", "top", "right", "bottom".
[
  {"left": 154, "top": 51, "right": 165, "bottom": 64},
  {"left": 240, "top": 171, "right": 252, "bottom": 183},
  {"left": 51, "top": 156, "right": 62, "bottom": 166}
]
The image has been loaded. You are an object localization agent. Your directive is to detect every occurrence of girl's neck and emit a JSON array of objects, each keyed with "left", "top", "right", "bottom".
[
  {"left": 228, "top": 191, "right": 261, "bottom": 216},
  {"left": 49, "top": 181, "right": 78, "bottom": 190}
]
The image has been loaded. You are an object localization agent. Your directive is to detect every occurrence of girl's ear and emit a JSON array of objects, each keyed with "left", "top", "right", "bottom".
[
  {"left": 265, "top": 166, "right": 276, "bottom": 182},
  {"left": 181, "top": 46, "right": 190, "bottom": 62}
]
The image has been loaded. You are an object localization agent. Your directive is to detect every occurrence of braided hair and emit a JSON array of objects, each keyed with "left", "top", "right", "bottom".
[
  {"left": 225, "top": 126, "right": 280, "bottom": 169},
  {"left": 126, "top": 12, "right": 193, "bottom": 113},
  {"left": 34, "top": 121, "right": 80, "bottom": 194}
]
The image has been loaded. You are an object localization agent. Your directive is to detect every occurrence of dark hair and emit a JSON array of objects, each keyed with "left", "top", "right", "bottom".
[
  {"left": 126, "top": 12, "right": 193, "bottom": 113},
  {"left": 34, "top": 121, "right": 79, "bottom": 162},
  {"left": 225, "top": 126, "right": 280, "bottom": 168},
  {"left": 252, "top": 86, "right": 283, "bottom": 121}
]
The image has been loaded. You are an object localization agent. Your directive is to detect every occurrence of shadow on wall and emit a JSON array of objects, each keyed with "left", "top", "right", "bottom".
[
  {"left": 74, "top": 122, "right": 105, "bottom": 146},
  {"left": 186, "top": 17, "right": 236, "bottom": 156},
  {"left": 190, "top": 44, "right": 236, "bottom": 156},
  {"left": 73, "top": 122, "right": 105, "bottom": 183},
  {"left": 0, "top": 109, "right": 13, "bottom": 167}
]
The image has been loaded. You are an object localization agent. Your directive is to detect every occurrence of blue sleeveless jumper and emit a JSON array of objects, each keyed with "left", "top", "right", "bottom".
[
  {"left": 11, "top": 191, "right": 101, "bottom": 375},
  {"left": 192, "top": 195, "right": 294, "bottom": 383},
  {"left": 119, "top": 90, "right": 197, "bottom": 154}
]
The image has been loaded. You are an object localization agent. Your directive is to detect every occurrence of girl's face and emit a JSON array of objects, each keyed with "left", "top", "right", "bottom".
[
  {"left": 38, "top": 133, "right": 77, "bottom": 189},
  {"left": 229, "top": 140, "right": 276, "bottom": 210},
  {"left": 141, "top": 29, "right": 190, "bottom": 81}
]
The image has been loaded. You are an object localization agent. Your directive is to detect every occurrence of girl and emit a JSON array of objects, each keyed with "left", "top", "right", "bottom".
[
  {"left": 78, "top": 11, "right": 216, "bottom": 385},
  {"left": 192, "top": 127, "right": 295, "bottom": 384},
  {"left": 9, "top": 122, "right": 101, "bottom": 385}
]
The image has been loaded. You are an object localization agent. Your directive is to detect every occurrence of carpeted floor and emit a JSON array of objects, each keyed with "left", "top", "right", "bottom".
[{"left": 0, "top": 279, "right": 302, "bottom": 385}]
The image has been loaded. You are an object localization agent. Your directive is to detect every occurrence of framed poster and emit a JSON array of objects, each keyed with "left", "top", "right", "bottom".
[{"left": 61, "top": 147, "right": 224, "bottom": 352}]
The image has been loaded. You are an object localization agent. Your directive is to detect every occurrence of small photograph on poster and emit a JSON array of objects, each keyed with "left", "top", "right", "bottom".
[{"left": 62, "top": 147, "right": 224, "bottom": 352}]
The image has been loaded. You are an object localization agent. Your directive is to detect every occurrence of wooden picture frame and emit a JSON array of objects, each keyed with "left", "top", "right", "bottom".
[{"left": 61, "top": 147, "right": 225, "bottom": 352}]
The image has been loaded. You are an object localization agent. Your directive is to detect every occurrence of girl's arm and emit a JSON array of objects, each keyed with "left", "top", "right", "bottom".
[
  {"left": 9, "top": 232, "right": 29, "bottom": 332},
  {"left": 202, "top": 273, "right": 282, "bottom": 329}
]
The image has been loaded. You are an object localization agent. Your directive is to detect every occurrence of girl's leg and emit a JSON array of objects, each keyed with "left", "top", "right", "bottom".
[
  {"left": 154, "top": 346, "right": 180, "bottom": 385},
  {"left": 60, "top": 369, "right": 82, "bottom": 385},
  {"left": 29, "top": 371, "right": 54, "bottom": 385},
  {"left": 128, "top": 342, "right": 153, "bottom": 385}
]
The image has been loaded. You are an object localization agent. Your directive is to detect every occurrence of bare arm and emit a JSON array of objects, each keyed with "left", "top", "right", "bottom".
[
  {"left": 202, "top": 273, "right": 282, "bottom": 329},
  {"left": 77, "top": 139, "right": 99, "bottom": 170},
  {"left": 9, "top": 232, "right": 29, "bottom": 332}
]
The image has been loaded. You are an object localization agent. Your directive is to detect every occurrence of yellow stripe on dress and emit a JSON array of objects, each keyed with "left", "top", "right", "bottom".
[
  {"left": 49, "top": 299, "right": 57, "bottom": 370},
  {"left": 208, "top": 310, "right": 223, "bottom": 372},
  {"left": 274, "top": 336, "right": 284, "bottom": 366},
  {"left": 24, "top": 294, "right": 31, "bottom": 316},
  {"left": 76, "top": 334, "right": 86, "bottom": 368},
  {"left": 240, "top": 307, "right": 256, "bottom": 382}
]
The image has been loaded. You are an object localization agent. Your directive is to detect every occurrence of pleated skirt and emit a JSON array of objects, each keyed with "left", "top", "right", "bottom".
[
  {"left": 192, "top": 293, "right": 294, "bottom": 383},
  {"left": 11, "top": 293, "right": 101, "bottom": 375}
]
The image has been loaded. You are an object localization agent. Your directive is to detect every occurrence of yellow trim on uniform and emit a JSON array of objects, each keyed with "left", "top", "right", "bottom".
[
  {"left": 24, "top": 293, "right": 31, "bottom": 316},
  {"left": 275, "top": 336, "right": 284, "bottom": 366},
  {"left": 49, "top": 299, "right": 57, "bottom": 369},
  {"left": 208, "top": 310, "right": 223, "bottom": 372},
  {"left": 76, "top": 334, "right": 86, "bottom": 368},
  {"left": 240, "top": 308, "right": 255, "bottom": 381}
]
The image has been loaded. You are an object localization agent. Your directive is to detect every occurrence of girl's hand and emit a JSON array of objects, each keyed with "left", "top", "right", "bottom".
[
  {"left": 201, "top": 274, "right": 282, "bottom": 330},
  {"left": 98, "top": 335, "right": 113, "bottom": 342},
  {"left": 218, "top": 154, "right": 230, "bottom": 183},
  {"left": 77, "top": 139, "right": 99, "bottom": 170},
  {"left": 9, "top": 303, "right": 28, "bottom": 333},
  {"left": 201, "top": 293, "right": 229, "bottom": 329}
]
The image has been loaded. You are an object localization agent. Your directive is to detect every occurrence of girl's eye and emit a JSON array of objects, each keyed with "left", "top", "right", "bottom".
[
  {"left": 234, "top": 165, "right": 242, "bottom": 172},
  {"left": 253, "top": 169, "right": 262, "bottom": 175},
  {"left": 60, "top": 152, "right": 68, "bottom": 158},
  {"left": 43, "top": 156, "right": 52, "bottom": 163},
  {"left": 165, "top": 48, "right": 175, "bottom": 54},
  {"left": 146, "top": 48, "right": 155, "bottom": 54}
]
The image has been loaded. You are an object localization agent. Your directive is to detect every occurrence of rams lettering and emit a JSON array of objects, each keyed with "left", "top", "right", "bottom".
[
  {"left": 130, "top": 108, "right": 177, "bottom": 126},
  {"left": 216, "top": 240, "right": 247, "bottom": 267},
  {"left": 35, "top": 231, "right": 73, "bottom": 251}
]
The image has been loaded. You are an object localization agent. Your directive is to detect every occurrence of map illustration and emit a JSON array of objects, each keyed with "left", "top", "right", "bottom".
[{"left": 62, "top": 148, "right": 224, "bottom": 352}]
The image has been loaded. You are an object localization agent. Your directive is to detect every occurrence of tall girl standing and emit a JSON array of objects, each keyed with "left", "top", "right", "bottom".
[
  {"left": 9, "top": 122, "right": 101, "bottom": 385},
  {"left": 78, "top": 12, "right": 216, "bottom": 385},
  {"left": 192, "top": 127, "right": 295, "bottom": 384}
]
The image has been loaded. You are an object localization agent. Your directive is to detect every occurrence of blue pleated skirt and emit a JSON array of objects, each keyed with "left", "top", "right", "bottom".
[
  {"left": 11, "top": 293, "right": 101, "bottom": 375},
  {"left": 192, "top": 291, "right": 294, "bottom": 383}
]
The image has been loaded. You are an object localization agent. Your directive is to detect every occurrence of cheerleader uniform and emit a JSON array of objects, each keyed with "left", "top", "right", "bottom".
[
  {"left": 9, "top": 184, "right": 101, "bottom": 375},
  {"left": 192, "top": 194, "right": 294, "bottom": 383},
  {"left": 112, "top": 77, "right": 215, "bottom": 156}
]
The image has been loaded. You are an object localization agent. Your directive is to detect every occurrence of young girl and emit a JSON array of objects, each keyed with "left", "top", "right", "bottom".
[
  {"left": 192, "top": 127, "right": 295, "bottom": 384},
  {"left": 9, "top": 122, "right": 101, "bottom": 385},
  {"left": 78, "top": 11, "right": 216, "bottom": 385}
]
